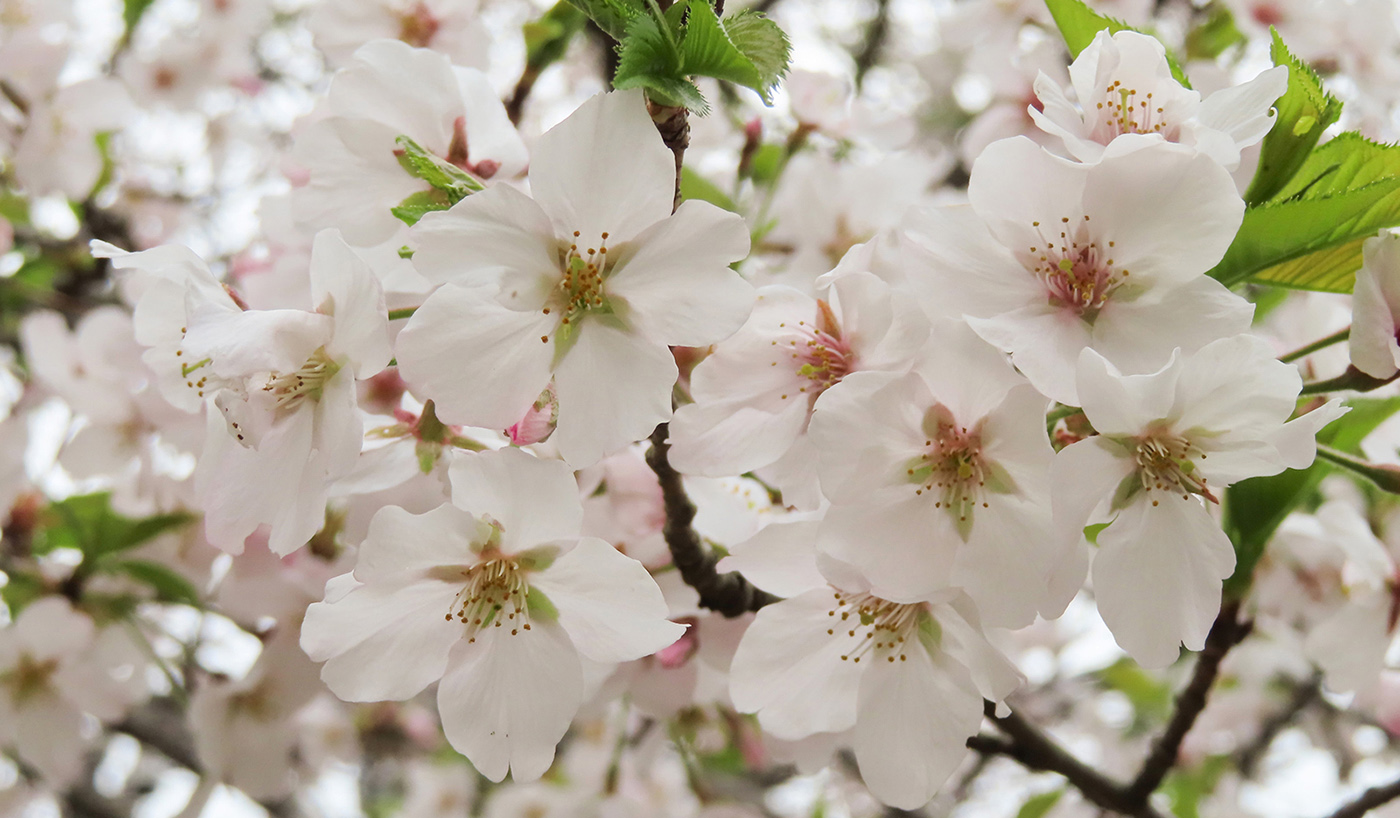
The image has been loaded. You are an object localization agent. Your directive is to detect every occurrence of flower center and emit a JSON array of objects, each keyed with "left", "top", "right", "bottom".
[
  {"left": 1025, "top": 216, "right": 1128, "bottom": 320},
  {"left": 447, "top": 558, "right": 532, "bottom": 643},
  {"left": 1095, "top": 80, "right": 1171, "bottom": 141},
  {"left": 824, "top": 589, "right": 929, "bottom": 664},
  {"left": 905, "top": 405, "right": 1012, "bottom": 540},
  {"left": 1130, "top": 430, "right": 1215, "bottom": 506},
  {"left": 542, "top": 231, "right": 613, "bottom": 339},
  {"left": 773, "top": 300, "right": 854, "bottom": 403},
  {"left": 397, "top": 2, "right": 441, "bottom": 48},
  {"left": 262, "top": 347, "right": 340, "bottom": 412},
  {"left": 4, "top": 653, "right": 57, "bottom": 704}
]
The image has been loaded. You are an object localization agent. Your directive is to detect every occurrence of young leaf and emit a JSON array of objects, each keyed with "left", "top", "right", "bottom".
[
  {"left": 1043, "top": 0, "right": 1190, "bottom": 88},
  {"left": 1185, "top": 5, "right": 1246, "bottom": 61},
  {"left": 106, "top": 559, "right": 203, "bottom": 606},
  {"left": 524, "top": 1, "right": 588, "bottom": 70},
  {"left": 680, "top": 1, "right": 764, "bottom": 94},
  {"left": 124, "top": 0, "right": 157, "bottom": 31},
  {"left": 1242, "top": 29, "right": 1343, "bottom": 206},
  {"left": 613, "top": 8, "right": 708, "bottom": 112},
  {"left": 562, "top": 0, "right": 643, "bottom": 40},
  {"left": 394, "top": 135, "right": 484, "bottom": 202},
  {"left": 1016, "top": 790, "right": 1067, "bottom": 818},
  {"left": 391, "top": 188, "right": 454, "bottom": 227},
  {"left": 721, "top": 10, "right": 791, "bottom": 104},
  {"left": 680, "top": 167, "right": 737, "bottom": 211}
]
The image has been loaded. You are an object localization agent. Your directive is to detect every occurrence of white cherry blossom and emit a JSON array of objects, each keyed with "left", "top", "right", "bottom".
[
  {"left": 1350, "top": 230, "right": 1400, "bottom": 379},
  {"left": 396, "top": 89, "right": 754, "bottom": 468},
  {"left": 1053, "top": 335, "right": 1346, "bottom": 667},
  {"left": 1030, "top": 29, "right": 1287, "bottom": 169},
  {"left": 301, "top": 447, "right": 683, "bottom": 782}
]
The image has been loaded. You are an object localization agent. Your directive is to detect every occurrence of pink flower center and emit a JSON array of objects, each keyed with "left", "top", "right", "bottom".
[
  {"left": 824, "top": 589, "right": 927, "bottom": 664},
  {"left": 773, "top": 299, "right": 854, "bottom": 404},
  {"left": 1025, "top": 215, "right": 1128, "bottom": 321},
  {"left": 397, "top": 2, "right": 441, "bottom": 48},
  {"left": 906, "top": 405, "right": 1006, "bottom": 540}
]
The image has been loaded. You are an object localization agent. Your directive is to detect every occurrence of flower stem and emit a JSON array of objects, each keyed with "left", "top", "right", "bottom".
[
  {"left": 1316, "top": 444, "right": 1400, "bottom": 494},
  {"left": 1280, "top": 326, "right": 1350, "bottom": 364}
]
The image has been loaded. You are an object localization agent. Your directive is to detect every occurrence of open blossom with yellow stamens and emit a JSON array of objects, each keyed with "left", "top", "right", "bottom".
[
  {"left": 97, "top": 229, "right": 392, "bottom": 555},
  {"left": 1029, "top": 29, "right": 1287, "bottom": 170},
  {"left": 722, "top": 520, "right": 1022, "bottom": 810},
  {"left": 1052, "top": 337, "right": 1347, "bottom": 668},
  {"left": 396, "top": 89, "right": 754, "bottom": 468},
  {"left": 301, "top": 448, "right": 683, "bottom": 783},
  {"left": 807, "top": 320, "right": 1065, "bottom": 629}
]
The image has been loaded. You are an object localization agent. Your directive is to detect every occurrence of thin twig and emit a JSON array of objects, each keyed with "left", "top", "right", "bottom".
[
  {"left": 1280, "top": 327, "right": 1350, "bottom": 364},
  {"left": 852, "top": 0, "right": 891, "bottom": 87},
  {"left": 1238, "top": 674, "right": 1322, "bottom": 777},
  {"left": 1322, "top": 776, "right": 1400, "bottom": 818},
  {"left": 645, "top": 425, "right": 778, "bottom": 616},
  {"left": 1124, "top": 600, "right": 1251, "bottom": 804}
]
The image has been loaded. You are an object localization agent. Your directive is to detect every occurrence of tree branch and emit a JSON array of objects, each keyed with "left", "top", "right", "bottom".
[
  {"left": 852, "top": 0, "right": 891, "bottom": 87},
  {"left": 1238, "top": 673, "right": 1322, "bottom": 778},
  {"left": 1125, "top": 600, "right": 1251, "bottom": 804},
  {"left": 1323, "top": 776, "right": 1400, "bottom": 818},
  {"left": 645, "top": 425, "right": 778, "bottom": 617},
  {"left": 971, "top": 701, "right": 1168, "bottom": 818}
]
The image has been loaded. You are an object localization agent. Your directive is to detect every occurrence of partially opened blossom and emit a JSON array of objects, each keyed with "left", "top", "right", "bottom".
[
  {"left": 98, "top": 230, "right": 392, "bottom": 554},
  {"left": 1053, "top": 335, "right": 1346, "bottom": 667},
  {"left": 807, "top": 320, "right": 1064, "bottom": 627},
  {"left": 301, "top": 448, "right": 683, "bottom": 781},
  {"left": 904, "top": 136, "right": 1251, "bottom": 405},
  {"left": 668, "top": 272, "right": 927, "bottom": 503},
  {"left": 1350, "top": 230, "right": 1400, "bottom": 379},
  {"left": 292, "top": 39, "right": 526, "bottom": 246},
  {"left": 723, "top": 521, "right": 1022, "bottom": 809},
  {"left": 1030, "top": 29, "right": 1287, "bottom": 169},
  {"left": 396, "top": 89, "right": 754, "bottom": 467}
]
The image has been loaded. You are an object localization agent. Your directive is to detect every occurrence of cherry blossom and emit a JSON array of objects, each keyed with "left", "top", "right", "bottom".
[
  {"left": 301, "top": 447, "right": 683, "bottom": 781},
  {"left": 396, "top": 89, "right": 754, "bottom": 467}
]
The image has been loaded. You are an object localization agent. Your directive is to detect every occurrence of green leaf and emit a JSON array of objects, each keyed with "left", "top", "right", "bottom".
[
  {"left": 613, "top": 8, "right": 708, "bottom": 113},
  {"left": 680, "top": 167, "right": 736, "bottom": 210},
  {"left": 0, "top": 190, "right": 28, "bottom": 226},
  {"left": 123, "top": 0, "right": 157, "bottom": 31},
  {"left": 1209, "top": 176, "right": 1400, "bottom": 291},
  {"left": 1161, "top": 756, "right": 1231, "bottom": 818},
  {"left": 1100, "top": 657, "right": 1172, "bottom": 726},
  {"left": 562, "top": 0, "right": 642, "bottom": 40},
  {"left": 36, "top": 493, "right": 195, "bottom": 561},
  {"left": 680, "top": 2, "right": 763, "bottom": 93},
  {"left": 0, "top": 572, "right": 46, "bottom": 615},
  {"left": 1185, "top": 5, "right": 1246, "bottom": 61},
  {"left": 394, "top": 135, "right": 483, "bottom": 202},
  {"left": 719, "top": 10, "right": 791, "bottom": 104},
  {"left": 1243, "top": 29, "right": 1343, "bottom": 205},
  {"left": 746, "top": 143, "right": 785, "bottom": 184},
  {"left": 391, "top": 188, "right": 454, "bottom": 227},
  {"left": 1016, "top": 789, "right": 1066, "bottom": 818},
  {"left": 105, "top": 559, "right": 202, "bottom": 606},
  {"left": 1043, "top": 0, "right": 1190, "bottom": 88},
  {"left": 1222, "top": 397, "right": 1400, "bottom": 599},
  {"left": 524, "top": 1, "right": 588, "bottom": 69}
]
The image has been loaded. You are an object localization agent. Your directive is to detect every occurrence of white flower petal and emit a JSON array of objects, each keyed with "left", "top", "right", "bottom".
[
  {"left": 354, "top": 502, "right": 491, "bottom": 582},
  {"left": 449, "top": 447, "right": 583, "bottom": 550},
  {"left": 310, "top": 229, "right": 392, "bottom": 376},
  {"left": 717, "top": 519, "right": 828, "bottom": 598},
  {"left": 436, "top": 621, "right": 583, "bottom": 782},
  {"left": 531, "top": 537, "right": 683, "bottom": 663}
]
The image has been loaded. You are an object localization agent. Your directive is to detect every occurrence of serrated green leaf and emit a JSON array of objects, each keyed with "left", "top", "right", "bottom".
[
  {"left": 1210, "top": 176, "right": 1400, "bottom": 290},
  {"left": 37, "top": 493, "right": 195, "bottom": 561},
  {"left": 1273, "top": 132, "right": 1400, "bottom": 202},
  {"left": 105, "top": 559, "right": 202, "bottom": 606},
  {"left": 1043, "top": 0, "right": 1190, "bottom": 88},
  {"left": 613, "top": 8, "right": 709, "bottom": 112},
  {"left": 680, "top": 167, "right": 736, "bottom": 210},
  {"left": 721, "top": 10, "right": 790, "bottom": 104},
  {"left": 1223, "top": 397, "right": 1400, "bottom": 598},
  {"left": 680, "top": 2, "right": 763, "bottom": 93},
  {"left": 394, "top": 135, "right": 483, "bottom": 203},
  {"left": 562, "top": 0, "right": 643, "bottom": 40},
  {"left": 390, "top": 188, "right": 454, "bottom": 227},
  {"left": 1016, "top": 789, "right": 1066, "bottom": 818},
  {"left": 1243, "top": 29, "right": 1343, "bottom": 205}
]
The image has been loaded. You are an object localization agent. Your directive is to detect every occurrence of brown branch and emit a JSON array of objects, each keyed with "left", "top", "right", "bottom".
[
  {"left": 1323, "top": 776, "right": 1400, "bottom": 818},
  {"left": 971, "top": 701, "right": 1168, "bottom": 818},
  {"left": 647, "top": 101, "right": 690, "bottom": 211},
  {"left": 852, "top": 0, "right": 891, "bottom": 87},
  {"left": 115, "top": 698, "right": 203, "bottom": 774},
  {"left": 645, "top": 425, "right": 778, "bottom": 617},
  {"left": 505, "top": 68, "right": 539, "bottom": 125},
  {"left": 1124, "top": 600, "right": 1251, "bottom": 804}
]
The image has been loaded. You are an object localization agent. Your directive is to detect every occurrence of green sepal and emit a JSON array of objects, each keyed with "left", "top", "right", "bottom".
[
  {"left": 394, "top": 135, "right": 484, "bottom": 202},
  {"left": 526, "top": 586, "right": 560, "bottom": 622},
  {"left": 391, "top": 188, "right": 454, "bottom": 227}
]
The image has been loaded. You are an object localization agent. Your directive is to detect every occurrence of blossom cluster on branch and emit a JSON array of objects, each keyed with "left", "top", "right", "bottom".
[{"left": 7, "top": 0, "right": 1400, "bottom": 817}]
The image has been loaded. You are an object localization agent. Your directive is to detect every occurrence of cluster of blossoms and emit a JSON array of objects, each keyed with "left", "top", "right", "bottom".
[{"left": 9, "top": 0, "right": 1400, "bottom": 817}]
